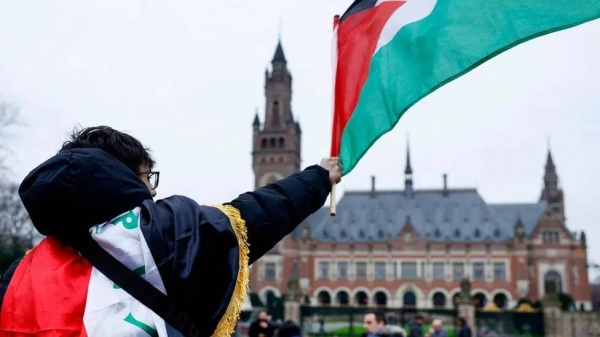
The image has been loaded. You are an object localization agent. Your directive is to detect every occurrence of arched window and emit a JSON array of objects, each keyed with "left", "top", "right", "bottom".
[
  {"left": 544, "top": 271, "right": 563, "bottom": 294},
  {"left": 432, "top": 292, "right": 446, "bottom": 308},
  {"left": 270, "top": 138, "right": 276, "bottom": 148},
  {"left": 493, "top": 293, "right": 507, "bottom": 309},
  {"left": 403, "top": 291, "right": 416, "bottom": 307},
  {"left": 317, "top": 291, "right": 331, "bottom": 306},
  {"left": 278, "top": 137, "right": 285, "bottom": 148},
  {"left": 265, "top": 291, "right": 277, "bottom": 313},
  {"left": 336, "top": 291, "right": 349, "bottom": 306},
  {"left": 261, "top": 138, "right": 267, "bottom": 149},
  {"left": 374, "top": 292, "right": 387, "bottom": 306},
  {"left": 473, "top": 293, "right": 487, "bottom": 309},
  {"left": 354, "top": 291, "right": 368, "bottom": 306}
]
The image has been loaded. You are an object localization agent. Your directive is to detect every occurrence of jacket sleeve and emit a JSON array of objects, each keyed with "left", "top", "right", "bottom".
[{"left": 227, "top": 165, "right": 331, "bottom": 264}]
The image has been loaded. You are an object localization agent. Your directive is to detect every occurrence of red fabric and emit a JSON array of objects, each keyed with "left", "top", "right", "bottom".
[
  {"left": 331, "top": 1, "right": 406, "bottom": 157},
  {"left": 0, "top": 237, "right": 91, "bottom": 337}
]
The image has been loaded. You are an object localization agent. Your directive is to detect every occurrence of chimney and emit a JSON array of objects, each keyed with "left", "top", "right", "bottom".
[
  {"left": 443, "top": 174, "right": 448, "bottom": 197},
  {"left": 370, "top": 176, "right": 376, "bottom": 198}
]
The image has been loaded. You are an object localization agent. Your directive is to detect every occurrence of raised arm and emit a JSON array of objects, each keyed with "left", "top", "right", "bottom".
[{"left": 228, "top": 158, "right": 340, "bottom": 264}]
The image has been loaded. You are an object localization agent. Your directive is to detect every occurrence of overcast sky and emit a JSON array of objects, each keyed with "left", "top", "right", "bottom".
[{"left": 0, "top": 1, "right": 598, "bottom": 278}]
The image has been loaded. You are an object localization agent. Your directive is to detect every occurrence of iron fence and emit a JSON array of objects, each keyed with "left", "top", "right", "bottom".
[{"left": 300, "top": 306, "right": 458, "bottom": 337}]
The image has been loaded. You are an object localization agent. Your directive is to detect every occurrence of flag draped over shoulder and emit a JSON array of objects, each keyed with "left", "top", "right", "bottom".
[{"left": 331, "top": 0, "right": 600, "bottom": 175}]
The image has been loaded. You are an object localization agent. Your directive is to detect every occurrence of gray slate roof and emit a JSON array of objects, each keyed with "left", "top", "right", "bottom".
[{"left": 294, "top": 189, "right": 547, "bottom": 243}]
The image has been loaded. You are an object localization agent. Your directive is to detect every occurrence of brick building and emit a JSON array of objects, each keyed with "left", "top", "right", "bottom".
[{"left": 249, "top": 41, "right": 592, "bottom": 312}]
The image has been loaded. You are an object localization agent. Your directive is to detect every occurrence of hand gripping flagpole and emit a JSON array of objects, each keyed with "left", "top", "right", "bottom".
[{"left": 330, "top": 14, "right": 341, "bottom": 217}]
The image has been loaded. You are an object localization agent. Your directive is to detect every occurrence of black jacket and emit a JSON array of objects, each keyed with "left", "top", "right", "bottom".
[{"left": 0, "top": 148, "right": 331, "bottom": 336}]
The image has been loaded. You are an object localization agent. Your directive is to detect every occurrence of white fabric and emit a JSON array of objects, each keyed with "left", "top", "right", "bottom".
[{"left": 83, "top": 207, "right": 168, "bottom": 337}]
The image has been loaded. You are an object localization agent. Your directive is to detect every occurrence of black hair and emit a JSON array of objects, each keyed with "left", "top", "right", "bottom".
[
  {"left": 457, "top": 317, "right": 467, "bottom": 325},
  {"left": 59, "top": 126, "right": 155, "bottom": 173},
  {"left": 276, "top": 321, "right": 302, "bottom": 337},
  {"left": 366, "top": 311, "right": 387, "bottom": 325}
]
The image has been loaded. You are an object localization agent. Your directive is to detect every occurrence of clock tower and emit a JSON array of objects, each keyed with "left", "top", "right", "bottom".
[{"left": 252, "top": 40, "right": 301, "bottom": 188}]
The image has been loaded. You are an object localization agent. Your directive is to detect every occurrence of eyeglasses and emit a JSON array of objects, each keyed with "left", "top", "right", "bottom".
[{"left": 137, "top": 171, "right": 160, "bottom": 190}]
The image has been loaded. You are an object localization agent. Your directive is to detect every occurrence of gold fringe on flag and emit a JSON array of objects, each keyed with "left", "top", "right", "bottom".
[{"left": 210, "top": 204, "right": 250, "bottom": 337}]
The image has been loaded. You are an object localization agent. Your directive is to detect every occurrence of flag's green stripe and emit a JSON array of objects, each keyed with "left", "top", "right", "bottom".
[
  {"left": 124, "top": 312, "right": 159, "bottom": 337},
  {"left": 339, "top": 0, "right": 600, "bottom": 175}
]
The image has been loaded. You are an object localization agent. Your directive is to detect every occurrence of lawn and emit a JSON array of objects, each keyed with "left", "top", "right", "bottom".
[{"left": 324, "top": 324, "right": 457, "bottom": 337}]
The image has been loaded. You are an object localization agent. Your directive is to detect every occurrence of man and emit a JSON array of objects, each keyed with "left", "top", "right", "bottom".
[
  {"left": 364, "top": 311, "right": 387, "bottom": 336},
  {"left": 407, "top": 312, "right": 425, "bottom": 337},
  {"left": 363, "top": 312, "right": 406, "bottom": 337},
  {"left": 456, "top": 317, "right": 472, "bottom": 337},
  {"left": 248, "top": 311, "right": 274, "bottom": 337},
  {"left": 0, "top": 126, "right": 341, "bottom": 337},
  {"left": 427, "top": 319, "right": 446, "bottom": 337}
]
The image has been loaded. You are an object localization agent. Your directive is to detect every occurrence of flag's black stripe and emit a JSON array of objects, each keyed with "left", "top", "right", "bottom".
[{"left": 340, "top": 0, "right": 378, "bottom": 22}]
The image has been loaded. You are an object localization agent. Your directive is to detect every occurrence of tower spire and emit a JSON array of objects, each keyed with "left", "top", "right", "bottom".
[
  {"left": 272, "top": 39, "right": 287, "bottom": 63},
  {"left": 404, "top": 137, "right": 414, "bottom": 197},
  {"left": 540, "top": 147, "right": 560, "bottom": 203},
  {"left": 405, "top": 138, "right": 413, "bottom": 175}
]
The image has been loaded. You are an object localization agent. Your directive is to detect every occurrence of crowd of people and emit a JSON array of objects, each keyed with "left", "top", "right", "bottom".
[
  {"left": 246, "top": 311, "right": 301, "bottom": 337},
  {"left": 244, "top": 310, "right": 472, "bottom": 337},
  {"left": 362, "top": 311, "right": 472, "bottom": 337}
]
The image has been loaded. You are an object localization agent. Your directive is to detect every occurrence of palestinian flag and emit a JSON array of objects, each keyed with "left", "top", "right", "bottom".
[{"left": 330, "top": 0, "right": 600, "bottom": 175}]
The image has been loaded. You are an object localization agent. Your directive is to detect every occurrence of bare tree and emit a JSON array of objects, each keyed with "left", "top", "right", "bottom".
[
  {"left": 0, "top": 182, "right": 36, "bottom": 248},
  {"left": 0, "top": 101, "right": 19, "bottom": 173},
  {"left": 0, "top": 99, "right": 37, "bottom": 274}
]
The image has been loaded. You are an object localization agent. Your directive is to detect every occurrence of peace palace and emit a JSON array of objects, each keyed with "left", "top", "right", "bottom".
[{"left": 248, "top": 40, "right": 592, "bottom": 312}]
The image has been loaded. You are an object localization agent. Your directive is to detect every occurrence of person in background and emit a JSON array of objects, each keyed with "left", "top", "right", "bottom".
[
  {"left": 275, "top": 320, "right": 302, "bottom": 337},
  {"left": 456, "top": 317, "right": 472, "bottom": 337},
  {"left": 426, "top": 319, "right": 447, "bottom": 337},
  {"left": 249, "top": 310, "right": 275, "bottom": 337},
  {"left": 363, "top": 311, "right": 386, "bottom": 337},
  {"left": 407, "top": 312, "right": 425, "bottom": 337},
  {"left": 363, "top": 311, "right": 406, "bottom": 337}
]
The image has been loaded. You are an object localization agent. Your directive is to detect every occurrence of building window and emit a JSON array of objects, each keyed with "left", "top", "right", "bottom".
[
  {"left": 271, "top": 100, "right": 280, "bottom": 126},
  {"left": 401, "top": 262, "right": 417, "bottom": 279},
  {"left": 432, "top": 292, "right": 446, "bottom": 308},
  {"left": 453, "top": 262, "right": 465, "bottom": 280},
  {"left": 337, "top": 262, "right": 348, "bottom": 279},
  {"left": 473, "top": 262, "right": 485, "bottom": 281},
  {"left": 542, "top": 230, "right": 560, "bottom": 244},
  {"left": 393, "top": 261, "right": 398, "bottom": 279},
  {"left": 318, "top": 261, "right": 330, "bottom": 279},
  {"left": 265, "top": 262, "right": 276, "bottom": 280},
  {"left": 544, "top": 270, "right": 563, "bottom": 294},
  {"left": 493, "top": 262, "right": 506, "bottom": 281},
  {"left": 356, "top": 262, "right": 367, "bottom": 279},
  {"left": 433, "top": 262, "right": 445, "bottom": 280},
  {"left": 375, "top": 262, "right": 386, "bottom": 280}
]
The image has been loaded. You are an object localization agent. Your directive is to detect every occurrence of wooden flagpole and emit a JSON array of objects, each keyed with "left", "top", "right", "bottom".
[
  {"left": 330, "top": 14, "right": 341, "bottom": 218},
  {"left": 330, "top": 184, "right": 337, "bottom": 216}
]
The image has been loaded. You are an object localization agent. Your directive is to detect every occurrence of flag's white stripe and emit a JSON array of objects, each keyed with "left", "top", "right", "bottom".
[
  {"left": 374, "top": 0, "right": 438, "bottom": 55},
  {"left": 83, "top": 208, "right": 167, "bottom": 337}
]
